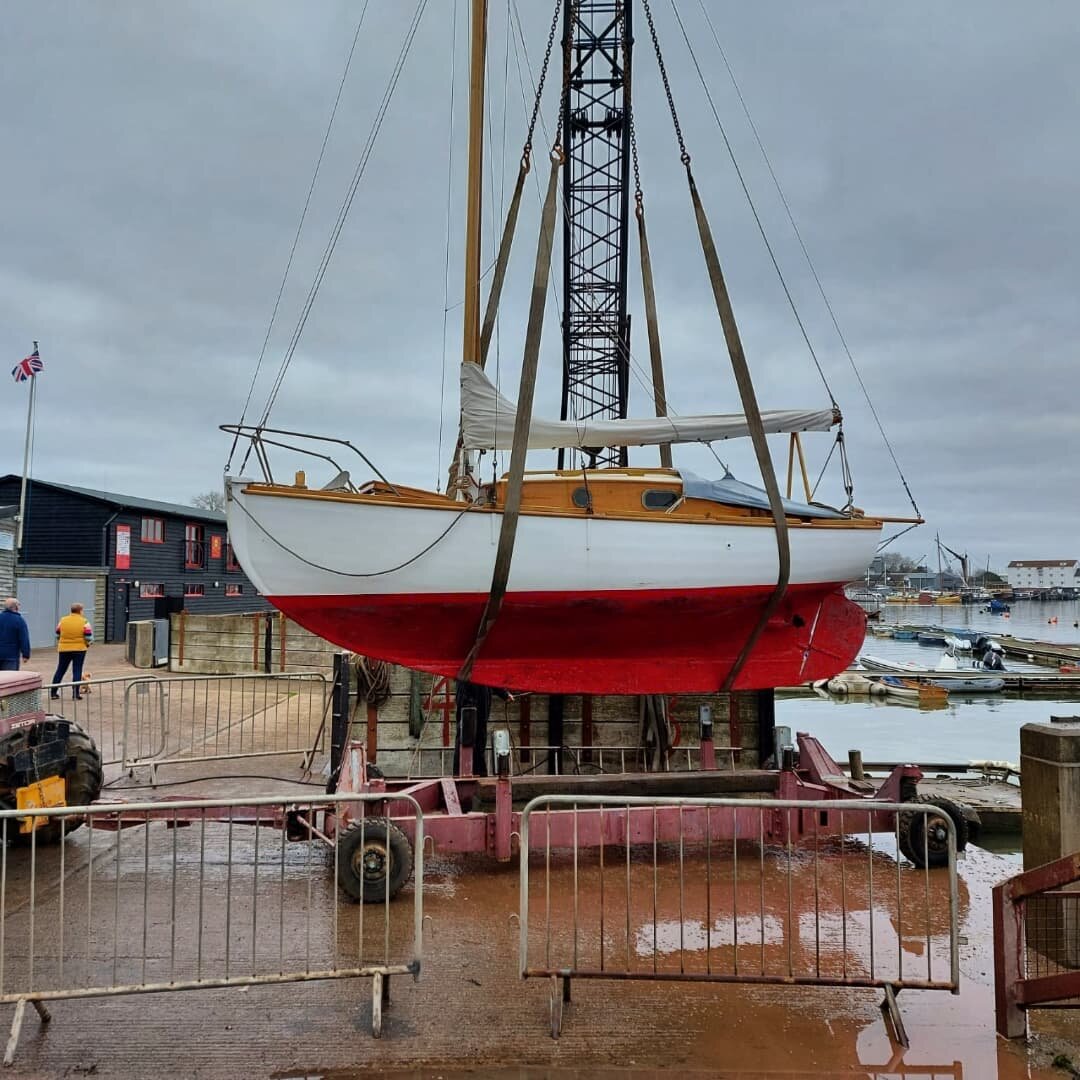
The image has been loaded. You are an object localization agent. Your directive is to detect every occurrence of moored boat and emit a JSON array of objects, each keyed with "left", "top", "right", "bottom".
[{"left": 858, "top": 653, "right": 1005, "bottom": 692}]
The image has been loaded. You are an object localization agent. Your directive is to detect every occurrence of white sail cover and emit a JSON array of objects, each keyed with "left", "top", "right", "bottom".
[{"left": 460, "top": 363, "right": 837, "bottom": 451}]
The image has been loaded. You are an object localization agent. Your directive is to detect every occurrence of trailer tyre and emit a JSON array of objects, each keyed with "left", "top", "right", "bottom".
[
  {"left": 5, "top": 721, "right": 103, "bottom": 847},
  {"left": 337, "top": 817, "right": 412, "bottom": 903},
  {"left": 898, "top": 794, "right": 969, "bottom": 869}
]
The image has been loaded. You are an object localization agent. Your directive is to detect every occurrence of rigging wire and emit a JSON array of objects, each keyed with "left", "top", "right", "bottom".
[
  {"left": 228, "top": 1, "right": 371, "bottom": 474},
  {"left": 692, "top": 0, "right": 921, "bottom": 519},
  {"left": 230, "top": 494, "right": 472, "bottom": 578},
  {"left": 255, "top": 0, "right": 430, "bottom": 435},
  {"left": 437, "top": 0, "right": 461, "bottom": 490},
  {"left": 664, "top": 0, "right": 837, "bottom": 413}
]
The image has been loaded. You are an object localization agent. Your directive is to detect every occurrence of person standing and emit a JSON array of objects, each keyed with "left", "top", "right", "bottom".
[
  {"left": 0, "top": 598, "right": 31, "bottom": 671},
  {"left": 52, "top": 602, "right": 93, "bottom": 699}
]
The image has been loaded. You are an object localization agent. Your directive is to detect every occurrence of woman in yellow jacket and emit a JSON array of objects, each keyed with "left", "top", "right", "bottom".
[{"left": 52, "top": 602, "right": 94, "bottom": 699}]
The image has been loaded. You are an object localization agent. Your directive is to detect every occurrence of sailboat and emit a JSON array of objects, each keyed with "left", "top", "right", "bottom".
[{"left": 224, "top": 2, "right": 915, "bottom": 695}]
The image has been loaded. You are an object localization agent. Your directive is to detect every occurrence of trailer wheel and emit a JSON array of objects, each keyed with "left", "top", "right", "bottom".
[
  {"left": 898, "top": 795, "right": 969, "bottom": 869},
  {"left": 337, "top": 817, "right": 412, "bottom": 903},
  {"left": 4, "top": 720, "right": 103, "bottom": 847}
]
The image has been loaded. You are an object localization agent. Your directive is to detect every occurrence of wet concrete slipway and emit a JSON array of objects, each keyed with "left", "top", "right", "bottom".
[{"left": 7, "top": 646, "right": 1078, "bottom": 1079}]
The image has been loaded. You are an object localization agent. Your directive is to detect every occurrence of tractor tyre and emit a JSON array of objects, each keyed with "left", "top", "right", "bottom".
[
  {"left": 5, "top": 720, "right": 104, "bottom": 847},
  {"left": 336, "top": 817, "right": 413, "bottom": 903},
  {"left": 898, "top": 794, "right": 969, "bottom": 869}
]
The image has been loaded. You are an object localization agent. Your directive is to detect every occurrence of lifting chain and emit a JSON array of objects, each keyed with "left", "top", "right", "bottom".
[
  {"left": 523, "top": 0, "right": 564, "bottom": 167},
  {"left": 619, "top": 2, "right": 644, "bottom": 208},
  {"left": 641, "top": 0, "right": 690, "bottom": 167}
]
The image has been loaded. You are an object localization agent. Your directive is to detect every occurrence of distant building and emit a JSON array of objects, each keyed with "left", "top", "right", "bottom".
[
  {"left": 0, "top": 508, "right": 15, "bottom": 598},
  {"left": 1006, "top": 559, "right": 1079, "bottom": 591},
  {"left": 0, "top": 476, "right": 270, "bottom": 647}
]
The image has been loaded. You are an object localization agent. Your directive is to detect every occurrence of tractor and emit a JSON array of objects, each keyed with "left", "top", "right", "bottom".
[{"left": 0, "top": 670, "right": 103, "bottom": 844}]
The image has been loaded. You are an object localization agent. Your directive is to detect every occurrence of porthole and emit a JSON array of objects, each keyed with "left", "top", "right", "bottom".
[{"left": 572, "top": 487, "right": 592, "bottom": 509}]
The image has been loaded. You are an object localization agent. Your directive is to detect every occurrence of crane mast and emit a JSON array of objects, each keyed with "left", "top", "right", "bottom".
[{"left": 559, "top": 0, "right": 633, "bottom": 469}]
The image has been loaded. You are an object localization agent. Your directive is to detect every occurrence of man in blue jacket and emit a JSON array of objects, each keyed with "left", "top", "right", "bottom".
[{"left": 0, "top": 597, "right": 31, "bottom": 671}]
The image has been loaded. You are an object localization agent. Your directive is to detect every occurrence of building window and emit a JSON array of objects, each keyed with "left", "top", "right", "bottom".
[
  {"left": 140, "top": 583, "right": 165, "bottom": 598},
  {"left": 185, "top": 523, "right": 205, "bottom": 569},
  {"left": 225, "top": 584, "right": 243, "bottom": 598},
  {"left": 225, "top": 540, "right": 242, "bottom": 572},
  {"left": 183, "top": 584, "right": 205, "bottom": 598},
  {"left": 141, "top": 517, "right": 164, "bottom": 543}
]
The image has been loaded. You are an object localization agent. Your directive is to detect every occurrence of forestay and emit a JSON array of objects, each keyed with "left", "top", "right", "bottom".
[{"left": 459, "top": 363, "right": 837, "bottom": 451}]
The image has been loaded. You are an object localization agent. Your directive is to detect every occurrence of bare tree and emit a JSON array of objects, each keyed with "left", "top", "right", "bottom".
[{"left": 191, "top": 491, "right": 226, "bottom": 513}]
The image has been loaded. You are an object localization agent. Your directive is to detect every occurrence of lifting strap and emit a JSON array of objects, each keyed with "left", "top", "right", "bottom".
[
  {"left": 479, "top": 157, "right": 529, "bottom": 366},
  {"left": 445, "top": 158, "right": 529, "bottom": 497},
  {"left": 457, "top": 150, "right": 563, "bottom": 682},
  {"left": 686, "top": 168, "right": 792, "bottom": 692},
  {"left": 635, "top": 198, "right": 673, "bottom": 470}
]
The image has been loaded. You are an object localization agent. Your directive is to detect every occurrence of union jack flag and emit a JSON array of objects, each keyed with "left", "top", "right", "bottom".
[{"left": 11, "top": 348, "right": 43, "bottom": 383}]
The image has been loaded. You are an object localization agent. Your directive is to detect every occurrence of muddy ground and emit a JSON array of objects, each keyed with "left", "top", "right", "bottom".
[{"left": 4, "top": 647, "right": 1077, "bottom": 1079}]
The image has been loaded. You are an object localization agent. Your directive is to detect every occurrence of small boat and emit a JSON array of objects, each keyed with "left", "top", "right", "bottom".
[
  {"left": 918, "top": 631, "right": 947, "bottom": 646},
  {"left": 893, "top": 629, "right": 918, "bottom": 641},
  {"left": 858, "top": 653, "right": 1005, "bottom": 692},
  {"left": 870, "top": 675, "right": 949, "bottom": 703}
]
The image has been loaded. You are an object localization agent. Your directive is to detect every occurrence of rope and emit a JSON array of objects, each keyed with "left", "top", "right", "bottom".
[
  {"left": 230, "top": 494, "right": 471, "bottom": 578},
  {"left": 661, "top": 0, "right": 838, "bottom": 412},
  {"left": 356, "top": 656, "right": 392, "bottom": 710},
  {"left": 229, "top": 1, "right": 371, "bottom": 474},
  {"left": 437, "top": 0, "right": 461, "bottom": 490},
  {"left": 255, "top": 0, "right": 429, "bottom": 435},
  {"left": 693, "top": 0, "right": 921, "bottom": 521}
]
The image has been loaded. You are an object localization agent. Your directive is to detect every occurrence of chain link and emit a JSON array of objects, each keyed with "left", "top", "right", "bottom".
[
  {"left": 618, "top": 2, "right": 644, "bottom": 205},
  {"left": 554, "top": 0, "right": 579, "bottom": 150},
  {"left": 524, "top": 0, "right": 564, "bottom": 163},
  {"left": 641, "top": 0, "right": 690, "bottom": 166}
]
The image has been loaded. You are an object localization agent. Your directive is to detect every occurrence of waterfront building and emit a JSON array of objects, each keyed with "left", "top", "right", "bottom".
[
  {"left": 0, "top": 475, "right": 269, "bottom": 646},
  {"left": 1006, "top": 559, "right": 1079, "bottom": 593}
]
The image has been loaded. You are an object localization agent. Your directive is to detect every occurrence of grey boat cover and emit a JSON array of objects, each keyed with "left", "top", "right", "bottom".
[{"left": 678, "top": 470, "right": 845, "bottom": 519}]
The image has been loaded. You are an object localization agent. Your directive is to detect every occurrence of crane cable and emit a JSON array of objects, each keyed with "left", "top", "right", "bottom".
[
  {"left": 228, "top": 1, "right": 371, "bottom": 474},
  {"left": 253, "top": 0, "right": 430, "bottom": 445}
]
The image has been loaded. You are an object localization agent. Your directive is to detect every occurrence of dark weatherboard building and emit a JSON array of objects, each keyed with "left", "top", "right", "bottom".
[{"left": 0, "top": 476, "right": 269, "bottom": 646}]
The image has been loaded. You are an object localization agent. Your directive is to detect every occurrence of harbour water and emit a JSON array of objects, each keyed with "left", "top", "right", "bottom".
[{"left": 777, "top": 600, "right": 1080, "bottom": 769}]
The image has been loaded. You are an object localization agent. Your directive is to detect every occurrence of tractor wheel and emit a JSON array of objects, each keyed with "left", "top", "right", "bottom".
[
  {"left": 898, "top": 794, "right": 969, "bottom": 869},
  {"left": 336, "top": 817, "right": 412, "bottom": 903},
  {"left": 6, "top": 720, "right": 104, "bottom": 847}
]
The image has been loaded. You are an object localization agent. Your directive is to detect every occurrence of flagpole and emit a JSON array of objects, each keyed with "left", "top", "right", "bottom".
[{"left": 16, "top": 340, "right": 38, "bottom": 561}]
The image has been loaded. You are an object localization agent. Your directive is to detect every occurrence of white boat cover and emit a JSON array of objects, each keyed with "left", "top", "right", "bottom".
[{"left": 460, "top": 363, "right": 837, "bottom": 451}]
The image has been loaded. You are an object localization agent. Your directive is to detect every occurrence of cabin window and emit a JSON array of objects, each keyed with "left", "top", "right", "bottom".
[
  {"left": 183, "top": 584, "right": 205, "bottom": 598},
  {"left": 641, "top": 489, "right": 679, "bottom": 510},
  {"left": 571, "top": 487, "right": 592, "bottom": 510},
  {"left": 225, "top": 584, "right": 243, "bottom": 598},
  {"left": 184, "top": 523, "right": 205, "bottom": 569},
  {"left": 140, "top": 583, "right": 164, "bottom": 599},
  {"left": 140, "top": 517, "right": 164, "bottom": 543}
]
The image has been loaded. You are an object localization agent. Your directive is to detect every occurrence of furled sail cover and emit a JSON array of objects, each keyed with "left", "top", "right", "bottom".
[{"left": 460, "top": 363, "right": 837, "bottom": 451}]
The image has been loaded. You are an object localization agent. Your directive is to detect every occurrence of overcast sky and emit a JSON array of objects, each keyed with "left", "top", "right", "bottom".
[{"left": 2, "top": 1, "right": 1077, "bottom": 573}]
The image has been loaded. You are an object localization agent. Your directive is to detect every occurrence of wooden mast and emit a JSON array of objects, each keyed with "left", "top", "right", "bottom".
[{"left": 462, "top": 0, "right": 488, "bottom": 367}]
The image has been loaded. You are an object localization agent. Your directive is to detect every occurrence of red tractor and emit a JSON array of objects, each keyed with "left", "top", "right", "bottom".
[{"left": 0, "top": 670, "right": 103, "bottom": 844}]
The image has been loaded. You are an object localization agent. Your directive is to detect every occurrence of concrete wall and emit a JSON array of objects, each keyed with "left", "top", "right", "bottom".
[
  {"left": 170, "top": 612, "right": 764, "bottom": 777},
  {"left": 170, "top": 611, "right": 336, "bottom": 675}
]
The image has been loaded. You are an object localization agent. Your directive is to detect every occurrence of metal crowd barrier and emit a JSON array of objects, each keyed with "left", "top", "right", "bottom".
[
  {"left": 517, "top": 795, "right": 959, "bottom": 1041},
  {"left": 121, "top": 672, "right": 329, "bottom": 777},
  {"left": 42, "top": 675, "right": 156, "bottom": 768},
  {"left": 0, "top": 792, "right": 423, "bottom": 1064}
]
